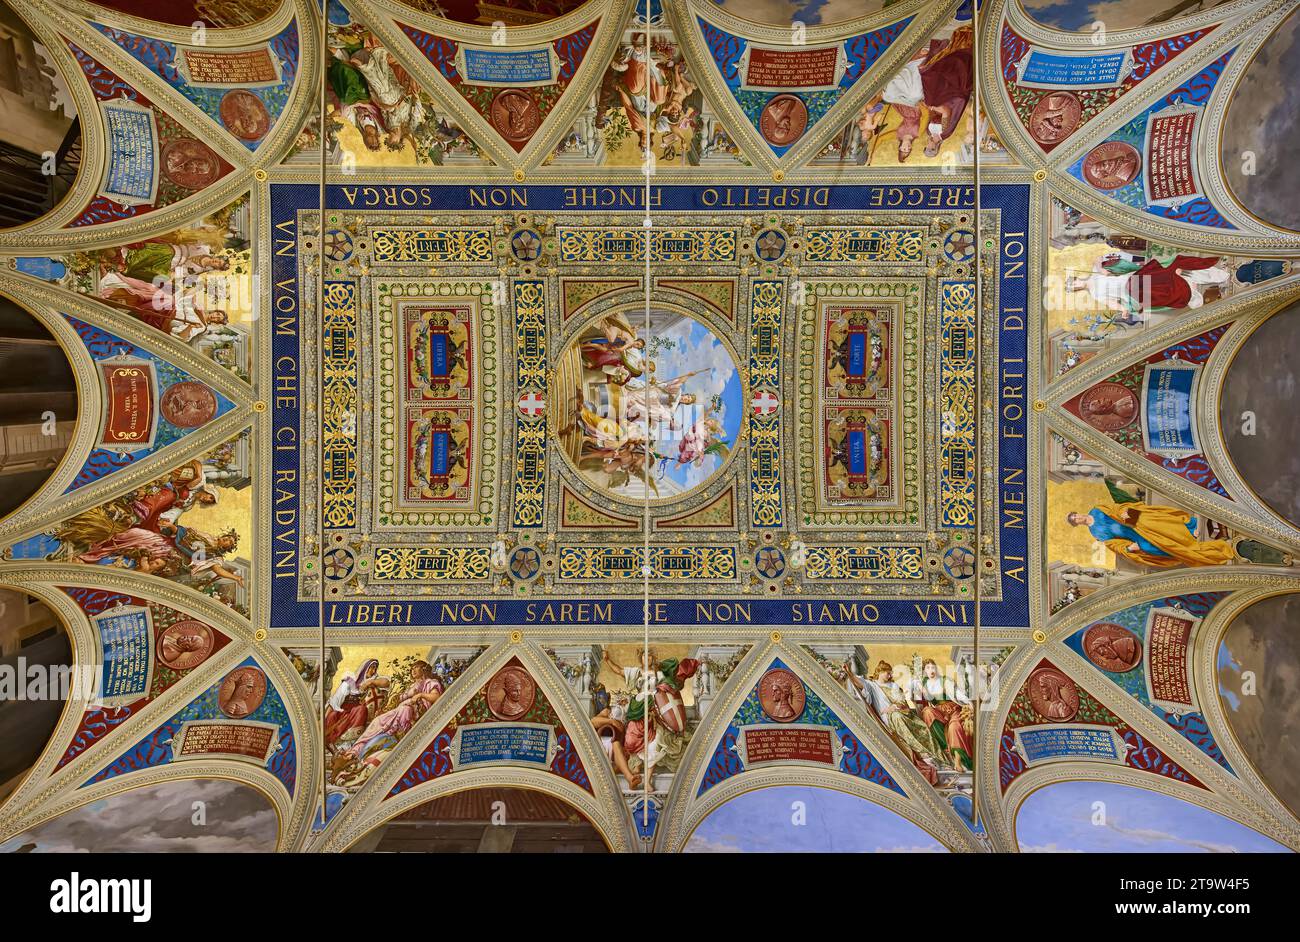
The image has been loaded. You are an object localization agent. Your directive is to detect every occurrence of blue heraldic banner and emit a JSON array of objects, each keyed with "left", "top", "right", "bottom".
[
  {"left": 1142, "top": 360, "right": 1201, "bottom": 460},
  {"left": 94, "top": 605, "right": 155, "bottom": 707}
]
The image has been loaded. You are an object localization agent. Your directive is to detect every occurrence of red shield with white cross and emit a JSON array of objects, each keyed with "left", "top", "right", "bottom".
[
  {"left": 517, "top": 391, "right": 546, "bottom": 418},
  {"left": 654, "top": 684, "right": 687, "bottom": 734},
  {"left": 751, "top": 389, "right": 780, "bottom": 417}
]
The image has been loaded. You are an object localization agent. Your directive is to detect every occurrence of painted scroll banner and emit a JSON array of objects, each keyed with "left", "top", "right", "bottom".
[
  {"left": 174, "top": 44, "right": 282, "bottom": 89},
  {"left": 99, "top": 98, "right": 159, "bottom": 206},
  {"left": 1012, "top": 723, "right": 1130, "bottom": 767},
  {"left": 447, "top": 722, "right": 559, "bottom": 771},
  {"left": 92, "top": 604, "right": 155, "bottom": 707},
  {"left": 1014, "top": 48, "right": 1134, "bottom": 89},
  {"left": 455, "top": 45, "right": 559, "bottom": 87},
  {"left": 1141, "top": 359, "right": 1200, "bottom": 460},
  {"left": 1144, "top": 605, "right": 1199, "bottom": 714},
  {"left": 734, "top": 723, "right": 844, "bottom": 770},
  {"left": 1143, "top": 101, "right": 1202, "bottom": 208},
  {"left": 171, "top": 720, "right": 279, "bottom": 764},
  {"left": 738, "top": 44, "right": 846, "bottom": 92},
  {"left": 98, "top": 355, "right": 159, "bottom": 453}
]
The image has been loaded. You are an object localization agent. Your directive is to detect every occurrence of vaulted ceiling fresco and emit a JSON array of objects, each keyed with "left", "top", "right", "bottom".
[{"left": 0, "top": 0, "right": 1296, "bottom": 855}]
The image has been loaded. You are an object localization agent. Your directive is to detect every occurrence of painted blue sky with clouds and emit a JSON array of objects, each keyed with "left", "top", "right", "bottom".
[
  {"left": 684, "top": 785, "right": 946, "bottom": 852},
  {"left": 1017, "top": 781, "right": 1290, "bottom": 852}
]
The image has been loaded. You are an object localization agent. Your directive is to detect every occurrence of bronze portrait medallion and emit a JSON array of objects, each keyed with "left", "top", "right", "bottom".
[
  {"left": 1028, "top": 666, "right": 1080, "bottom": 723},
  {"left": 486, "top": 664, "right": 536, "bottom": 721},
  {"left": 758, "top": 667, "right": 806, "bottom": 723},
  {"left": 489, "top": 89, "right": 542, "bottom": 143},
  {"left": 1029, "top": 91, "right": 1082, "bottom": 145},
  {"left": 158, "top": 620, "right": 214, "bottom": 671},
  {"left": 219, "top": 89, "right": 271, "bottom": 142},
  {"left": 161, "top": 381, "right": 218, "bottom": 428},
  {"left": 1082, "top": 140, "right": 1141, "bottom": 190},
  {"left": 1078, "top": 381, "right": 1140, "bottom": 432},
  {"left": 1083, "top": 623, "right": 1143, "bottom": 673},
  {"left": 760, "top": 94, "right": 809, "bottom": 147},
  {"left": 161, "top": 138, "right": 222, "bottom": 190},
  {"left": 219, "top": 666, "right": 267, "bottom": 719}
]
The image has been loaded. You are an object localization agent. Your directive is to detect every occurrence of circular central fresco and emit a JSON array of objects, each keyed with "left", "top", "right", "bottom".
[{"left": 553, "top": 309, "right": 742, "bottom": 503}]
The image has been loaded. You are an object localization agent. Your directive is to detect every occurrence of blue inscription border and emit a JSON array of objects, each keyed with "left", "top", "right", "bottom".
[{"left": 268, "top": 182, "right": 1031, "bottom": 629}]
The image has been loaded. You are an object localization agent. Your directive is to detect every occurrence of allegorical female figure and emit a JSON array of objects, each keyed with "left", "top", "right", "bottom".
[
  {"left": 915, "top": 659, "right": 973, "bottom": 772},
  {"left": 324, "top": 658, "right": 390, "bottom": 747},
  {"left": 847, "top": 661, "right": 940, "bottom": 784},
  {"left": 346, "top": 660, "right": 443, "bottom": 761}
]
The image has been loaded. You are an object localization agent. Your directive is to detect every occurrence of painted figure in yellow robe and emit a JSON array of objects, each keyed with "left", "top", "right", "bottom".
[{"left": 1066, "top": 479, "right": 1236, "bottom": 568}]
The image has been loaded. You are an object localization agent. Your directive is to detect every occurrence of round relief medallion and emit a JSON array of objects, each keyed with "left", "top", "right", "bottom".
[
  {"left": 1027, "top": 666, "right": 1080, "bottom": 723},
  {"left": 760, "top": 95, "right": 808, "bottom": 146},
  {"left": 160, "top": 381, "right": 218, "bottom": 428},
  {"left": 1082, "top": 623, "right": 1143, "bottom": 673},
  {"left": 1077, "top": 381, "right": 1139, "bottom": 432},
  {"left": 486, "top": 664, "right": 536, "bottom": 721},
  {"left": 218, "top": 666, "right": 267, "bottom": 719},
  {"left": 219, "top": 89, "right": 271, "bottom": 142},
  {"left": 758, "top": 668, "right": 806, "bottom": 722},
  {"left": 1082, "top": 141, "right": 1141, "bottom": 190},
  {"left": 551, "top": 309, "right": 742, "bottom": 504},
  {"left": 158, "top": 620, "right": 214, "bottom": 670},
  {"left": 1029, "top": 92, "right": 1082, "bottom": 145},
  {"left": 161, "top": 137, "right": 222, "bottom": 189},
  {"left": 490, "top": 89, "right": 541, "bottom": 142}
]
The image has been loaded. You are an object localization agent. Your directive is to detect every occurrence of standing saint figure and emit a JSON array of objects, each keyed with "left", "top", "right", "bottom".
[
  {"left": 1067, "top": 478, "right": 1236, "bottom": 568},
  {"left": 346, "top": 660, "right": 443, "bottom": 761},
  {"left": 1067, "top": 251, "right": 1230, "bottom": 313}
]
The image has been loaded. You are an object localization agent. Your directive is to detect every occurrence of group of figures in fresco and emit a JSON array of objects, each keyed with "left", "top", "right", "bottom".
[
  {"left": 557, "top": 311, "right": 737, "bottom": 499},
  {"left": 325, "top": 3, "right": 477, "bottom": 165},
  {"left": 1048, "top": 197, "right": 1287, "bottom": 374},
  {"left": 313, "top": 641, "right": 982, "bottom": 807},
  {"left": 58, "top": 196, "right": 254, "bottom": 379},
  {"left": 1042, "top": 193, "right": 1295, "bottom": 615},
  {"left": 323, "top": 656, "right": 452, "bottom": 789},
  {"left": 50, "top": 459, "right": 242, "bottom": 584},
  {"left": 597, "top": 32, "right": 706, "bottom": 165},
  {"left": 8, "top": 434, "right": 252, "bottom": 610},
  {"left": 846, "top": 658, "right": 973, "bottom": 784},
  {"left": 1, "top": 0, "right": 1299, "bottom": 858},
  {"left": 1053, "top": 200, "right": 1236, "bottom": 331}
]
